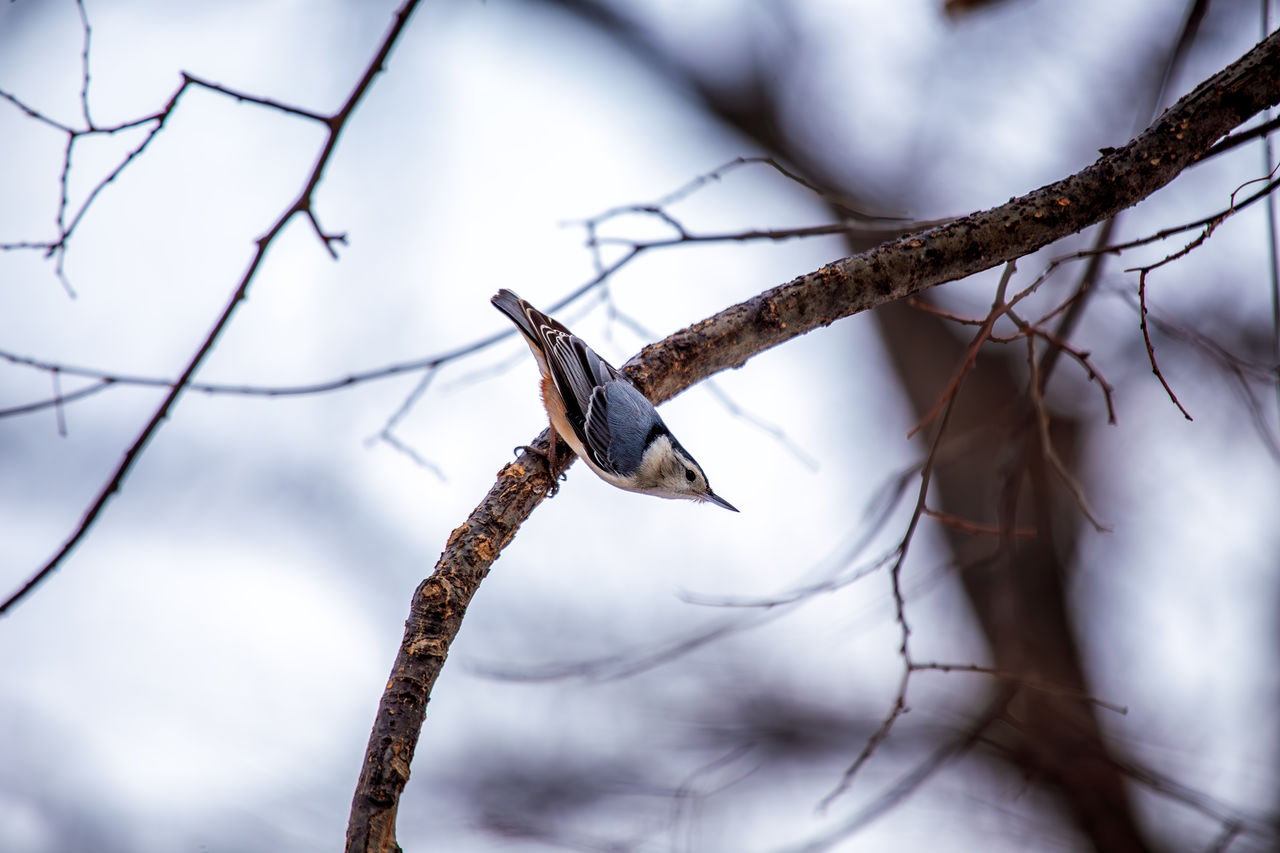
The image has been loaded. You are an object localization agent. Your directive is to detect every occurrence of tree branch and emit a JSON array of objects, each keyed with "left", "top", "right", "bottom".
[
  {"left": 0, "top": 0, "right": 426, "bottom": 617},
  {"left": 345, "top": 29, "right": 1280, "bottom": 852}
]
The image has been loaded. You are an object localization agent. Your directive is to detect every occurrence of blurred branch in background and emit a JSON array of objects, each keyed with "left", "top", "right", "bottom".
[
  {"left": 0, "top": 156, "right": 914, "bottom": 473},
  {"left": 9, "top": 151, "right": 1270, "bottom": 425}
]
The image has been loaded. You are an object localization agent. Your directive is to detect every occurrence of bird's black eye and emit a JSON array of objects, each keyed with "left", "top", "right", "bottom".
[{"left": 685, "top": 468, "right": 696, "bottom": 482}]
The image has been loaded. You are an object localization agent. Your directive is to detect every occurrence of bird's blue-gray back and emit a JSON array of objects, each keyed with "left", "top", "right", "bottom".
[{"left": 585, "top": 380, "right": 664, "bottom": 476}]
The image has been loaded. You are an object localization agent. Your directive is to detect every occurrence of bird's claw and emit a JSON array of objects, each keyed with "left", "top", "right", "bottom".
[{"left": 513, "top": 444, "right": 565, "bottom": 496}]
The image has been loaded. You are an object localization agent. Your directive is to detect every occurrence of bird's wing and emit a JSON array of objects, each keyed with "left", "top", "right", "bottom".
[
  {"left": 491, "top": 289, "right": 629, "bottom": 471},
  {"left": 542, "top": 331, "right": 625, "bottom": 469},
  {"left": 583, "top": 380, "right": 662, "bottom": 476}
]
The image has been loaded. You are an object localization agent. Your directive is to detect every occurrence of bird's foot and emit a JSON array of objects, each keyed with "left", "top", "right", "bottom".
[{"left": 513, "top": 444, "right": 567, "bottom": 496}]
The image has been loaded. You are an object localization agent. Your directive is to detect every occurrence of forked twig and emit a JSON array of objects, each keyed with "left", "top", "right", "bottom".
[
  {"left": 0, "top": 0, "right": 427, "bottom": 616},
  {"left": 1024, "top": 333, "right": 1112, "bottom": 532}
]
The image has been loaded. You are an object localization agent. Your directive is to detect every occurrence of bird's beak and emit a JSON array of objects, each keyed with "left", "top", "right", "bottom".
[{"left": 705, "top": 491, "right": 739, "bottom": 512}]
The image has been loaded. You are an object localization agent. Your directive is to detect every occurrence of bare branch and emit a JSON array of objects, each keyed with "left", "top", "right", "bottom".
[
  {"left": 1137, "top": 270, "right": 1195, "bottom": 421},
  {"left": 820, "top": 262, "right": 1017, "bottom": 810},
  {"left": 365, "top": 369, "right": 448, "bottom": 481},
  {"left": 922, "top": 506, "right": 1036, "bottom": 538},
  {"left": 909, "top": 661, "right": 1129, "bottom": 715},
  {"left": 1113, "top": 285, "right": 1280, "bottom": 459},
  {"left": 0, "top": 0, "right": 427, "bottom": 617},
  {"left": 183, "top": 72, "right": 332, "bottom": 123},
  {"left": 1, "top": 154, "right": 915, "bottom": 426},
  {"left": 570, "top": 155, "right": 910, "bottom": 229},
  {"left": 51, "top": 368, "right": 67, "bottom": 437},
  {"left": 0, "top": 88, "right": 76, "bottom": 133},
  {"left": 0, "top": 379, "right": 114, "bottom": 418},
  {"left": 1024, "top": 332, "right": 1111, "bottom": 532},
  {"left": 74, "top": 0, "right": 93, "bottom": 127},
  {"left": 1202, "top": 113, "right": 1280, "bottom": 159},
  {"left": 0, "top": 14, "right": 337, "bottom": 298},
  {"left": 789, "top": 693, "right": 1010, "bottom": 853}
]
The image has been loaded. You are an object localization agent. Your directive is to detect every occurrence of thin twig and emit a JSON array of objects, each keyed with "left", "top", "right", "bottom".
[
  {"left": 905, "top": 296, "right": 986, "bottom": 325},
  {"left": 908, "top": 661, "right": 1128, "bottom": 714},
  {"left": 922, "top": 506, "right": 1036, "bottom": 539},
  {"left": 907, "top": 263, "right": 1033, "bottom": 439},
  {"left": 0, "top": 89, "right": 76, "bottom": 133},
  {"left": 1024, "top": 333, "right": 1112, "bottom": 532},
  {"left": 366, "top": 368, "right": 448, "bottom": 480},
  {"left": 790, "top": 693, "right": 1013, "bottom": 853},
  {"left": 819, "top": 262, "right": 1019, "bottom": 811},
  {"left": 1005, "top": 174, "right": 1280, "bottom": 320},
  {"left": 605, "top": 300, "right": 821, "bottom": 471},
  {"left": 1137, "top": 270, "right": 1194, "bottom": 420},
  {"left": 568, "top": 156, "right": 910, "bottom": 228},
  {"left": 183, "top": 72, "right": 332, "bottom": 123},
  {"left": 1265, "top": 0, "right": 1280, "bottom": 430},
  {"left": 0, "top": 379, "right": 113, "bottom": 418},
  {"left": 0, "top": 0, "right": 426, "bottom": 617},
  {"left": 74, "top": 0, "right": 93, "bottom": 128},
  {"left": 0, "top": 33, "right": 337, "bottom": 299},
  {"left": 1112, "top": 285, "right": 1280, "bottom": 459},
  {"left": 51, "top": 368, "right": 67, "bottom": 437},
  {"left": 1201, "top": 114, "right": 1280, "bottom": 159},
  {"left": 1026, "top": 325, "right": 1118, "bottom": 424}
]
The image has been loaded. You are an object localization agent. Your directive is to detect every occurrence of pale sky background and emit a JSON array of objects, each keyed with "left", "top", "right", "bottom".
[{"left": 2, "top": 1, "right": 1279, "bottom": 851}]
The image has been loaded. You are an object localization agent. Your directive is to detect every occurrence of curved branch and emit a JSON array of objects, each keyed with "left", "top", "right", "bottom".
[{"left": 345, "top": 29, "right": 1280, "bottom": 853}]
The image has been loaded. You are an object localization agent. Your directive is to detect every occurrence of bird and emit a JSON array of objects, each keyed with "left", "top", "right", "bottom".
[{"left": 491, "top": 289, "right": 738, "bottom": 511}]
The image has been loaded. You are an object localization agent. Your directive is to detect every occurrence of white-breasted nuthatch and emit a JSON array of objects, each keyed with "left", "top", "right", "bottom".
[{"left": 492, "top": 289, "right": 738, "bottom": 511}]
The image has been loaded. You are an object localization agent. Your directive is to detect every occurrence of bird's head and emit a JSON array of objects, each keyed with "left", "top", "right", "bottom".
[{"left": 632, "top": 432, "right": 738, "bottom": 511}]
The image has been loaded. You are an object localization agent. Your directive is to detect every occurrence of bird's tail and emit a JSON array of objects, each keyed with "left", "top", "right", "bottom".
[
  {"left": 491, "top": 289, "right": 575, "bottom": 346},
  {"left": 491, "top": 288, "right": 541, "bottom": 345}
]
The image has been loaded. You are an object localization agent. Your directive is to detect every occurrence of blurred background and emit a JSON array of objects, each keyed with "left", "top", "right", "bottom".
[{"left": 2, "top": 0, "right": 1279, "bottom": 850}]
